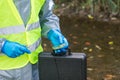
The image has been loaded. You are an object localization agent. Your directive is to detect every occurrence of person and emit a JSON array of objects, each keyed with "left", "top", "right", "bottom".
[{"left": 0, "top": 0, "right": 69, "bottom": 80}]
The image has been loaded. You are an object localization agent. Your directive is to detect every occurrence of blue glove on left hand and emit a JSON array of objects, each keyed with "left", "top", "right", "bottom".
[
  {"left": 1, "top": 40, "right": 31, "bottom": 58},
  {"left": 47, "top": 29, "right": 69, "bottom": 55}
]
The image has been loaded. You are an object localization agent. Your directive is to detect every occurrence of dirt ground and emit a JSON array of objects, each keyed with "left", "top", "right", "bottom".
[
  {"left": 60, "top": 15, "right": 120, "bottom": 80},
  {"left": 42, "top": 15, "right": 120, "bottom": 80}
]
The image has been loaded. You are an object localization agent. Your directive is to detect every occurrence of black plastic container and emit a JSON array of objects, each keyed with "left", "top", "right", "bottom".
[{"left": 38, "top": 52, "right": 87, "bottom": 80}]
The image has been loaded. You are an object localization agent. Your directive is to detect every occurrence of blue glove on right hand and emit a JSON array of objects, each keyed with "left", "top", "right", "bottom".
[
  {"left": 47, "top": 29, "right": 69, "bottom": 56},
  {"left": 1, "top": 40, "right": 31, "bottom": 58}
]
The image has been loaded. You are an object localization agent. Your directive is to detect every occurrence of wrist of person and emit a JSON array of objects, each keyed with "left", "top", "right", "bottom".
[{"left": 0, "top": 38, "right": 6, "bottom": 52}]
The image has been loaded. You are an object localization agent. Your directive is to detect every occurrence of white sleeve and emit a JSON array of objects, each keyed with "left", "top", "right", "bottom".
[
  {"left": 39, "top": 0, "right": 61, "bottom": 38},
  {"left": 0, "top": 38, "right": 6, "bottom": 52}
]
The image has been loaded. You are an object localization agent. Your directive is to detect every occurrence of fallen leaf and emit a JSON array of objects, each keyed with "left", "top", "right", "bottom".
[
  {"left": 89, "top": 48, "right": 93, "bottom": 52},
  {"left": 87, "top": 68, "right": 93, "bottom": 71},
  {"left": 104, "top": 74, "right": 116, "bottom": 80},
  {"left": 88, "top": 14, "right": 94, "bottom": 19},
  {"left": 97, "top": 54, "right": 104, "bottom": 58},
  {"left": 95, "top": 45, "right": 102, "bottom": 50},
  {"left": 83, "top": 47, "right": 88, "bottom": 50},
  {"left": 108, "top": 41, "right": 114, "bottom": 45},
  {"left": 73, "top": 41, "right": 78, "bottom": 44},
  {"left": 85, "top": 42, "right": 91, "bottom": 46},
  {"left": 72, "top": 36, "right": 78, "bottom": 39},
  {"left": 109, "top": 47, "right": 114, "bottom": 50}
]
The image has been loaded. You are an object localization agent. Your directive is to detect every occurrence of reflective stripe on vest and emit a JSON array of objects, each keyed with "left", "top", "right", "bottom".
[
  {"left": 28, "top": 37, "right": 41, "bottom": 52},
  {"left": 0, "top": 21, "right": 40, "bottom": 35}
]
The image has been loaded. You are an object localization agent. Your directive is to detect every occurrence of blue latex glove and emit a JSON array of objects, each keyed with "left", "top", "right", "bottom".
[
  {"left": 48, "top": 29, "right": 69, "bottom": 55},
  {"left": 1, "top": 40, "right": 31, "bottom": 58}
]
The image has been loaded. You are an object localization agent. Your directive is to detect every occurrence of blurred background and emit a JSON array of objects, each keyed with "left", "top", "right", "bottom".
[{"left": 42, "top": 0, "right": 120, "bottom": 80}]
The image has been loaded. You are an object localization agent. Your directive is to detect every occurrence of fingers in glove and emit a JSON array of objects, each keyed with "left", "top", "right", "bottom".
[
  {"left": 14, "top": 49, "right": 24, "bottom": 57},
  {"left": 9, "top": 54, "right": 17, "bottom": 58},
  {"left": 19, "top": 46, "right": 31, "bottom": 54}
]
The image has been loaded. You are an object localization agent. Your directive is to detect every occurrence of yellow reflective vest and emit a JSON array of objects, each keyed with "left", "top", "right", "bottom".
[{"left": 0, "top": 0, "right": 45, "bottom": 70}]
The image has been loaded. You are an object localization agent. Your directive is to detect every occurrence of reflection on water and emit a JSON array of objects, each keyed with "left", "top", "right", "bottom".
[{"left": 42, "top": 15, "right": 120, "bottom": 80}]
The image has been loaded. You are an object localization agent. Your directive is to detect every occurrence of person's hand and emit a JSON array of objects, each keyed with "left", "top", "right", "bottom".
[
  {"left": 48, "top": 29, "right": 69, "bottom": 56},
  {"left": 1, "top": 40, "right": 31, "bottom": 58}
]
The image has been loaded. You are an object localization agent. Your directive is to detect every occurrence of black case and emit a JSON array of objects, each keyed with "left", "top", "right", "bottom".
[{"left": 38, "top": 52, "right": 87, "bottom": 80}]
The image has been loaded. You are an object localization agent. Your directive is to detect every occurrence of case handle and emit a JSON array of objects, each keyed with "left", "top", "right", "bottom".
[{"left": 51, "top": 48, "right": 72, "bottom": 56}]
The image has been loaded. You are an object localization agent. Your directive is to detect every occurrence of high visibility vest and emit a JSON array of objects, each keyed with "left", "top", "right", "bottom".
[{"left": 0, "top": 0, "right": 45, "bottom": 70}]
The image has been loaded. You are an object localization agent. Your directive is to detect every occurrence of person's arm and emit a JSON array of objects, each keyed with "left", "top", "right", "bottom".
[
  {"left": 39, "top": 0, "right": 60, "bottom": 38},
  {"left": 39, "top": 0, "right": 69, "bottom": 55}
]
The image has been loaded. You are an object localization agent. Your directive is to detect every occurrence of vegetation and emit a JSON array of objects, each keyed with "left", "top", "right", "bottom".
[
  {"left": 80, "top": 0, "right": 120, "bottom": 14},
  {"left": 54, "top": 0, "right": 120, "bottom": 20}
]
